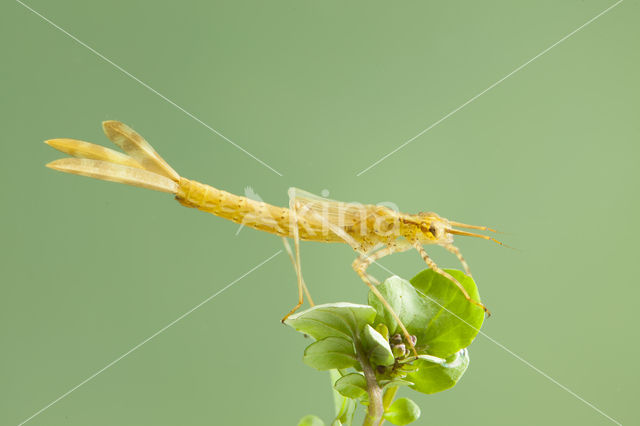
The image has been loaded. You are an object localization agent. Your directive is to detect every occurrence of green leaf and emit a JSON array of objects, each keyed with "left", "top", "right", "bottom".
[
  {"left": 331, "top": 395, "right": 357, "bottom": 426},
  {"left": 331, "top": 370, "right": 357, "bottom": 426},
  {"left": 285, "top": 303, "right": 377, "bottom": 341},
  {"left": 361, "top": 324, "right": 395, "bottom": 366},
  {"left": 407, "top": 348, "right": 470, "bottom": 394},
  {"left": 333, "top": 373, "right": 368, "bottom": 400},
  {"left": 410, "top": 269, "right": 484, "bottom": 357},
  {"left": 329, "top": 370, "right": 344, "bottom": 417},
  {"left": 368, "top": 271, "right": 483, "bottom": 358},
  {"left": 383, "top": 397, "right": 421, "bottom": 425},
  {"left": 298, "top": 414, "right": 325, "bottom": 426},
  {"left": 368, "top": 276, "right": 429, "bottom": 341},
  {"left": 304, "top": 337, "right": 358, "bottom": 370},
  {"left": 375, "top": 323, "right": 389, "bottom": 341},
  {"left": 379, "top": 378, "right": 414, "bottom": 389}
]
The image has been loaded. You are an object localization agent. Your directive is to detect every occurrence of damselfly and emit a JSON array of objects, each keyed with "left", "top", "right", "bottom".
[{"left": 46, "top": 121, "right": 503, "bottom": 355}]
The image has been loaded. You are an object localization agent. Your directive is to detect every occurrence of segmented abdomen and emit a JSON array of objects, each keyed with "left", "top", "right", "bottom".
[{"left": 175, "top": 178, "right": 342, "bottom": 242}]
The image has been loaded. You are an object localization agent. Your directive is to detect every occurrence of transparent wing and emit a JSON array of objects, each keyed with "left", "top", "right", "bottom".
[
  {"left": 102, "top": 121, "right": 180, "bottom": 181},
  {"left": 46, "top": 158, "right": 178, "bottom": 193},
  {"left": 288, "top": 187, "right": 376, "bottom": 231},
  {"left": 46, "top": 138, "right": 144, "bottom": 170}
]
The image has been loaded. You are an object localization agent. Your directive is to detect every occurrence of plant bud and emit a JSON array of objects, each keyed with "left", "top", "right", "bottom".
[
  {"left": 390, "top": 334, "right": 403, "bottom": 345},
  {"left": 392, "top": 343, "right": 407, "bottom": 358},
  {"left": 408, "top": 335, "right": 417, "bottom": 346}
]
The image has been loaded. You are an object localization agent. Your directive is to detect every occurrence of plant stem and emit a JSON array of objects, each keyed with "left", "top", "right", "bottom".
[{"left": 354, "top": 339, "right": 383, "bottom": 426}]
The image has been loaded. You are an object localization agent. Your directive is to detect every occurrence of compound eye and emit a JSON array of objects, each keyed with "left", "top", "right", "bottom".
[{"left": 428, "top": 225, "right": 437, "bottom": 237}]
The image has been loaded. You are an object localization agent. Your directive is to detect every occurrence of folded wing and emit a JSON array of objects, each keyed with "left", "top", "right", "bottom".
[{"left": 46, "top": 121, "right": 181, "bottom": 194}]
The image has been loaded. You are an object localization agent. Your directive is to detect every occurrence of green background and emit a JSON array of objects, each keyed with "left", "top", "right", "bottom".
[{"left": 2, "top": 1, "right": 637, "bottom": 425}]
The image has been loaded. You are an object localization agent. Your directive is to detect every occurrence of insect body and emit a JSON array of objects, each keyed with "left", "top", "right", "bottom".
[{"left": 46, "top": 121, "right": 502, "bottom": 355}]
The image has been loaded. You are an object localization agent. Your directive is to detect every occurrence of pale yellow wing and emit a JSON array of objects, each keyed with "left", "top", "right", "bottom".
[
  {"left": 102, "top": 121, "right": 180, "bottom": 181},
  {"left": 46, "top": 121, "right": 182, "bottom": 194},
  {"left": 288, "top": 187, "right": 376, "bottom": 229},
  {"left": 46, "top": 158, "right": 178, "bottom": 193},
  {"left": 45, "top": 138, "right": 144, "bottom": 170}
]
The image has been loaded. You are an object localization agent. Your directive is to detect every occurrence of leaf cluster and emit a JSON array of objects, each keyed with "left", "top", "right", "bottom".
[{"left": 287, "top": 269, "right": 484, "bottom": 425}]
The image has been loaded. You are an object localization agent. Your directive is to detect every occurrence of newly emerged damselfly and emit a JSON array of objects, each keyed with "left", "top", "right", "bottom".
[{"left": 46, "top": 121, "right": 503, "bottom": 355}]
